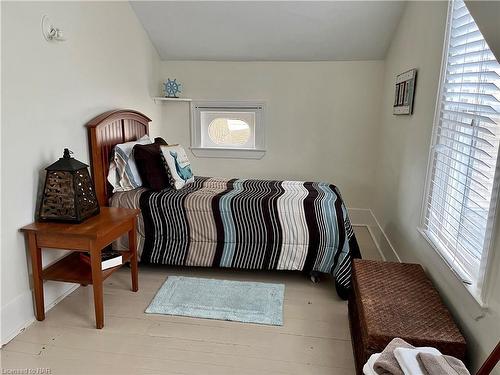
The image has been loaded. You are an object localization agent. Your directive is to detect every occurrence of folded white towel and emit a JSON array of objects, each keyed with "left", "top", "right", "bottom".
[
  {"left": 364, "top": 353, "right": 381, "bottom": 375},
  {"left": 394, "top": 347, "right": 442, "bottom": 375}
]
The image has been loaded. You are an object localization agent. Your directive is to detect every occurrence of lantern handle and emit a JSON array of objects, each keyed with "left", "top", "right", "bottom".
[{"left": 63, "top": 148, "right": 74, "bottom": 158}]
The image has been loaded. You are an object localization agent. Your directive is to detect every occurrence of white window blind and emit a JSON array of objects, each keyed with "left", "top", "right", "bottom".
[{"left": 422, "top": 0, "right": 500, "bottom": 293}]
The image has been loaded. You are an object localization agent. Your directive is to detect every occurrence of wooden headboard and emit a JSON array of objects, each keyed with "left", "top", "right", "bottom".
[{"left": 85, "top": 109, "right": 151, "bottom": 207}]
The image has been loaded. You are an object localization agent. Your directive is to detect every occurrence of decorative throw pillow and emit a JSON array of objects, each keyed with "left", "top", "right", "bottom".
[
  {"left": 160, "top": 144, "right": 194, "bottom": 190},
  {"left": 134, "top": 139, "right": 170, "bottom": 191},
  {"left": 107, "top": 135, "right": 152, "bottom": 192}
]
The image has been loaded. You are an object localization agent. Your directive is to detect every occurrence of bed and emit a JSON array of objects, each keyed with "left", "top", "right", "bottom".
[{"left": 86, "top": 109, "right": 360, "bottom": 298}]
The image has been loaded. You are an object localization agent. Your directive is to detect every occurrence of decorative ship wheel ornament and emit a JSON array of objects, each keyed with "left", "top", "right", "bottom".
[{"left": 163, "top": 78, "right": 182, "bottom": 98}]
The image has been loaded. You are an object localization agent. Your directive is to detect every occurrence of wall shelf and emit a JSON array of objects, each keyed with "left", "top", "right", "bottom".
[{"left": 153, "top": 97, "right": 192, "bottom": 104}]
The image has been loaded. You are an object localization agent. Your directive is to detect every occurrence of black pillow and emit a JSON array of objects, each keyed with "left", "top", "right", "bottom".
[
  {"left": 155, "top": 137, "right": 168, "bottom": 146},
  {"left": 134, "top": 139, "right": 170, "bottom": 191}
]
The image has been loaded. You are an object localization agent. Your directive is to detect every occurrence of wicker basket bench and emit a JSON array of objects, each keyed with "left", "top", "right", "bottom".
[{"left": 348, "top": 259, "right": 466, "bottom": 375}]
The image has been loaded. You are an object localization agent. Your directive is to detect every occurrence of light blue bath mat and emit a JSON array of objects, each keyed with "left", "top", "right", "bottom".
[{"left": 145, "top": 276, "right": 285, "bottom": 326}]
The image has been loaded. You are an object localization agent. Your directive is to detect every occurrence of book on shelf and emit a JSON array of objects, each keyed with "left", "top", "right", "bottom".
[{"left": 80, "top": 250, "right": 123, "bottom": 270}]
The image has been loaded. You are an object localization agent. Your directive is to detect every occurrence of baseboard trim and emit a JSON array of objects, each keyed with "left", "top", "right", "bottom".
[
  {"left": 348, "top": 208, "right": 401, "bottom": 263},
  {"left": 1, "top": 282, "right": 78, "bottom": 346}
]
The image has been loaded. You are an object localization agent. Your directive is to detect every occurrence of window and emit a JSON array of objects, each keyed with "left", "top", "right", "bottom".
[
  {"left": 421, "top": 0, "right": 500, "bottom": 303},
  {"left": 191, "top": 101, "right": 265, "bottom": 159},
  {"left": 206, "top": 115, "right": 253, "bottom": 148}
]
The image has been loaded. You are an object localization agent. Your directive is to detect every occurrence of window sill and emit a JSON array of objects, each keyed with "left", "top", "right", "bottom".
[
  {"left": 190, "top": 147, "right": 266, "bottom": 159},
  {"left": 417, "top": 228, "right": 488, "bottom": 310}
]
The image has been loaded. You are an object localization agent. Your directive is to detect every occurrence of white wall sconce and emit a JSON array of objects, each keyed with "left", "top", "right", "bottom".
[{"left": 41, "top": 15, "right": 66, "bottom": 42}]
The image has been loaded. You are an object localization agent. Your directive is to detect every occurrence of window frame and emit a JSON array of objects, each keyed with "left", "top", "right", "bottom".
[
  {"left": 419, "top": 0, "right": 499, "bottom": 307},
  {"left": 190, "top": 100, "right": 266, "bottom": 159}
]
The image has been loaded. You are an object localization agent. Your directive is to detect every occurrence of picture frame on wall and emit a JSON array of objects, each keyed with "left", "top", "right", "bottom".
[{"left": 393, "top": 68, "right": 417, "bottom": 115}]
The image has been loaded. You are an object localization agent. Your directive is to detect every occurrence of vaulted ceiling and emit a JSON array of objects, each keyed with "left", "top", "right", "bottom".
[
  {"left": 130, "top": 1, "right": 406, "bottom": 61},
  {"left": 466, "top": 0, "right": 500, "bottom": 61}
]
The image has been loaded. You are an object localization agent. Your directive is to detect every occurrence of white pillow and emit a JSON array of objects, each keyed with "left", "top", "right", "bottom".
[
  {"left": 160, "top": 144, "right": 194, "bottom": 190},
  {"left": 107, "top": 135, "right": 152, "bottom": 192}
]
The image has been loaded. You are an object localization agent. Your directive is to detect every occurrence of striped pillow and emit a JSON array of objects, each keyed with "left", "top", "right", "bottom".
[{"left": 107, "top": 135, "right": 152, "bottom": 192}]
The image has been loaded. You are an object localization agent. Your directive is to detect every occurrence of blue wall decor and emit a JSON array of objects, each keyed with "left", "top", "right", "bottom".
[{"left": 163, "top": 78, "right": 182, "bottom": 98}]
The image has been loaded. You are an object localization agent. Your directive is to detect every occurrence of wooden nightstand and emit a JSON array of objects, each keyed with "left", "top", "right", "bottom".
[{"left": 20, "top": 207, "right": 140, "bottom": 329}]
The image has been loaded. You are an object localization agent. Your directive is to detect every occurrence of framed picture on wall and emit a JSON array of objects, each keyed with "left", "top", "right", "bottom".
[{"left": 393, "top": 69, "right": 417, "bottom": 115}]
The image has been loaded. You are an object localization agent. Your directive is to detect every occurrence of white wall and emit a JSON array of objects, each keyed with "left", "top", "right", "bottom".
[
  {"left": 0, "top": 1, "right": 161, "bottom": 344},
  {"left": 373, "top": 2, "right": 500, "bottom": 373},
  {"left": 160, "top": 60, "right": 384, "bottom": 208}
]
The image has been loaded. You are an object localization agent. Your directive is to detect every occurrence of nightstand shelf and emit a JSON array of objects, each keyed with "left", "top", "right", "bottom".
[{"left": 42, "top": 251, "right": 133, "bottom": 284}]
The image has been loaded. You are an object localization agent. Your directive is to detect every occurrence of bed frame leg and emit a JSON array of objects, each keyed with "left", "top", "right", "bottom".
[{"left": 309, "top": 271, "right": 321, "bottom": 283}]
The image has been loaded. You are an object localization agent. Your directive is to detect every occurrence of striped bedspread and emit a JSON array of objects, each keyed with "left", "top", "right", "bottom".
[{"left": 138, "top": 177, "right": 360, "bottom": 298}]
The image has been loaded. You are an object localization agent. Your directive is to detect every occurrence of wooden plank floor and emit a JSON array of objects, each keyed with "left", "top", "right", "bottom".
[{"left": 1, "top": 226, "right": 380, "bottom": 375}]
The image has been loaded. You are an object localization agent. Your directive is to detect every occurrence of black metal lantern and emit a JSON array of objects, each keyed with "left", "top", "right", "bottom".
[{"left": 39, "top": 149, "right": 100, "bottom": 223}]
